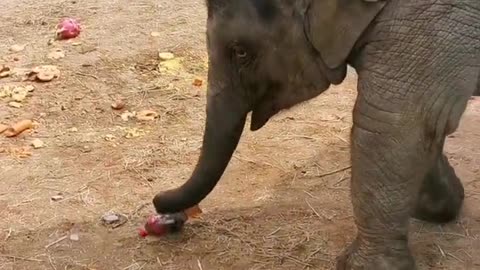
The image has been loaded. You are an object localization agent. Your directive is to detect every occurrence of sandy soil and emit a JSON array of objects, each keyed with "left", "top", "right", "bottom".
[{"left": 1, "top": 0, "right": 479, "bottom": 269}]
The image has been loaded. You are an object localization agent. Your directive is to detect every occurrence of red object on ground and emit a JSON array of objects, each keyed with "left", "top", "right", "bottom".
[
  {"left": 138, "top": 213, "right": 187, "bottom": 238},
  {"left": 138, "top": 205, "right": 203, "bottom": 238},
  {"left": 56, "top": 18, "right": 81, "bottom": 40}
]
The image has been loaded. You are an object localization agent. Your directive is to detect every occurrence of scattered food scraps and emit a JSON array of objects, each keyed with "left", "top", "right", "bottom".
[
  {"left": 4, "top": 119, "right": 33, "bottom": 137},
  {"left": 120, "top": 111, "right": 135, "bottom": 121},
  {"left": 9, "top": 44, "right": 26, "bottom": 52},
  {"left": 31, "top": 138, "right": 45, "bottom": 149},
  {"left": 158, "top": 52, "right": 175, "bottom": 61},
  {"left": 11, "top": 87, "right": 28, "bottom": 102},
  {"left": 0, "top": 65, "right": 10, "bottom": 78},
  {"left": 193, "top": 78, "right": 203, "bottom": 87},
  {"left": 25, "top": 85, "right": 35, "bottom": 92},
  {"left": 56, "top": 18, "right": 81, "bottom": 40},
  {"left": 138, "top": 205, "right": 202, "bottom": 238},
  {"left": 1, "top": 85, "right": 32, "bottom": 101},
  {"left": 8, "top": 146, "right": 32, "bottom": 159},
  {"left": 28, "top": 65, "right": 60, "bottom": 82},
  {"left": 125, "top": 127, "right": 145, "bottom": 138},
  {"left": 158, "top": 58, "right": 183, "bottom": 74},
  {"left": 111, "top": 100, "right": 125, "bottom": 110},
  {"left": 104, "top": 134, "right": 115, "bottom": 141},
  {"left": 8, "top": 101, "right": 22, "bottom": 108},
  {"left": 136, "top": 110, "right": 158, "bottom": 121}
]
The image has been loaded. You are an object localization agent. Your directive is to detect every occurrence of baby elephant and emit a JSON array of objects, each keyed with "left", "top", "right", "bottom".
[{"left": 153, "top": 0, "right": 480, "bottom": 269}]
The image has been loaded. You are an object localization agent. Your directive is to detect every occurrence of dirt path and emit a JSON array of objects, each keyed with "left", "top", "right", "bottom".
[{"left": 1, "top": 1, "right": 479, "bottom": 269}]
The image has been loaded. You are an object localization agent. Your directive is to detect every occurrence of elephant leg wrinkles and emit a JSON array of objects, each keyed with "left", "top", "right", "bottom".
[{"left": 336, "top": 103, "right": 428, "bottom": 270}]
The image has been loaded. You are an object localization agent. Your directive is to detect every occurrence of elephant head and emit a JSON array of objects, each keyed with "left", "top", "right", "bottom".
[{"left": 153, "top": 0, "right": 386, "bottom": 214}]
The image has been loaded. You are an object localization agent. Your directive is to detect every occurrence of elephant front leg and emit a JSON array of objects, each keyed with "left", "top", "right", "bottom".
[{"left": 336, "top": 123, "right": 431, "bottom": 270}]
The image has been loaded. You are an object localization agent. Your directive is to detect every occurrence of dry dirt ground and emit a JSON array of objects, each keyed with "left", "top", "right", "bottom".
[{"left": 1, "top": 1, "right": 479, "bottom": 269}]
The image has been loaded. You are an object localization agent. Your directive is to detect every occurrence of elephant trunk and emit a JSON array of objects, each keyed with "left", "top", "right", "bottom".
[{"left": 153, "top": 85, "right": 248, "bottom": 214}]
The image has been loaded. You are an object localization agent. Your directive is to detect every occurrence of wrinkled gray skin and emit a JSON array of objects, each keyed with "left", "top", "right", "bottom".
[{"left": 153, "top": 0, "right": 480, "bottom": 269}]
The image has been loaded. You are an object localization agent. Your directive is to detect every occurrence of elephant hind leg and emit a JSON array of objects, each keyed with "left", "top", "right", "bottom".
[{"left": 412, "top": 150, "right": 465, "bottom": 224}]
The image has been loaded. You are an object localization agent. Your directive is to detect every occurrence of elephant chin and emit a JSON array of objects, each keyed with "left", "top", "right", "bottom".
[{"left": 251, "top": 107, "right": 274, "bottom": 131}]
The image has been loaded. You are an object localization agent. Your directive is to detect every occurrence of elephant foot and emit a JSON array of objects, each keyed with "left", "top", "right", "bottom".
[
  {"left": 336, "top": 238, "right": 417, "bottom": 270},
  {"left": 413, "top": 154, "right": 464, "bottom": 224}
]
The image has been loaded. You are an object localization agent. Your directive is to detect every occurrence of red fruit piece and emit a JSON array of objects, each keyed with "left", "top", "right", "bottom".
[{"left": 56, "top": 18, "right": 81, "bottom": 40}]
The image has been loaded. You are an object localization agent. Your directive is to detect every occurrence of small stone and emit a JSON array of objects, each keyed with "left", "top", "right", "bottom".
[
  {"left": 31, "top": 139, "right": 45, "bottom": 149},
  {"left": 158, "top": 52, "right": 174, "bottom": 61},
  {"left": 68, "top": 127, "right": 78, "bottom": 132},
  {"left": 51, "top": 195, "right": 64, "bottom": 201},
  {"left": 69, "top": 233, "right": 79, "bottom": 241},
  {"left": 150, "top": 32, "right": 161, "bottom": 37},
  {"left": 25, "top": 85, "right": 35, "bottom": 92},
  {"left": 102, "top": 213, "right": 120, "bottom": 224},
  {"left": 111, "top": 100, "right": 125, "bottom": 110}
]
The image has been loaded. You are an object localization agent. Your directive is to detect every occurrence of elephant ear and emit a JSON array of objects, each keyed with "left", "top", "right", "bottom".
[{"left": 305, "top": 0, "right": 386, "bottom": 69}]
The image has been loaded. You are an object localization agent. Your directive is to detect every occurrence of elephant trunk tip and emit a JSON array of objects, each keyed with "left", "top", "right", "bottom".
[{"left": 153, "top": 188, "right": 197, "bottom": 214}]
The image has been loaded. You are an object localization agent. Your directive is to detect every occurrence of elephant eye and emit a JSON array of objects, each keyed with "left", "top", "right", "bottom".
[{"left": 233, "top": 45, "right": 247, "bottom": 58}]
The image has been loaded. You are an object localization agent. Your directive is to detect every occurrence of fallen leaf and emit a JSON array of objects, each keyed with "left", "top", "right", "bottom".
[
  {"left": 193, "top": 78, "right": 203, "bottom": 87},
  {"left": 8, "top": 101, "right": 22, "bottom": 108},
  {"left": 8, "top": 146, "right": 32, "bottom": 159},
  {"left": 47, "top": 49, "right": 65, "bottom": 60},
  {"left": 31, "top": 138, "right": 45, "bottom": 149},
  {"left": 9, "top": 44, "right": 26, "bottom": 52},
  {"left": 136, "top": 110, "right": 158, "bottom": 121},
  {"left": 111, "top": 100, "right": 125, "bottom": 110},
  {"left": 150, "top": 32, "right": 161, "bottom": 37},
  {"left": 158, "top": 52, "right": 175, "bottom": 61}
]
